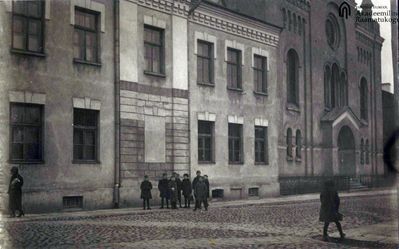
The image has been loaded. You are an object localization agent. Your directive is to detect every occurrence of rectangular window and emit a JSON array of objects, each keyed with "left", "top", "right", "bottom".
[
  {"left": 197, "top": 40, "right": 214, "bottom": 85},
  {"left": 248, "top": 187, "right": 259, "bottom": 197},
  {"left": 254, "top": 55, "right": 267, "bottom": 94},
  {"left": 12, "top": 0, "right": 45, "bottom": 53},
  {"left": 10, "top": 103, "right": 43, "bottom": 163},
  {"left": 227, "top": 48, "right": 242, "bottom": 89},
  {"left": 255, "top": 126, "right": 268, "bottom": 164},
  {"left": 198, "top": 121, "right": 213, "bottom": 163},
  {"left": 228, "top": 123, "right": 243, "bottom": 163},
  {"left": 73, "top": 8, "right": 100, "bottom": 63},
  {"left": 144, "top": 26, "right": 164, "bottom": 74},
  {"left": 73, "top": 109, "right": 99, "bottom": 162}
]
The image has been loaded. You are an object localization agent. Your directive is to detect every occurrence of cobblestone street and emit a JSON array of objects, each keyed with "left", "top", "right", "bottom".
[{"left": 0, "top": 191, "right": 397, "bottom": 249}]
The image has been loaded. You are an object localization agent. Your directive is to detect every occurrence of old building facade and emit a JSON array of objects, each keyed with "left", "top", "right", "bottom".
[
  {"left": 0, "top": 0, "right": 387, "bottom": 212},
  {"left": 0, "top": 0, "right": 115, "bottom": 212}
]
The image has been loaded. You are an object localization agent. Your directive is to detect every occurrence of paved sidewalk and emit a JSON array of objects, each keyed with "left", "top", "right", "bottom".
[{"left": 1, "top": 188, "right": 396, "bottom": 222}]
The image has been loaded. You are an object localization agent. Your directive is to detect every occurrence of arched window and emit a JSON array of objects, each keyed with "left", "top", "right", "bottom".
[
  {"left": 282, "top": 8, "right": 287, "bottom": 28},
  {"left": 324, "top": 65, "right": 331, "bottom": 109},
  {"left": 360, "top": 78, "right": 368, "bottom": 120},
  {"left": 360, "top": 138, "right": 364, "bottom": 165},
  {"left": 298, "top": 16, "right": 302, "bottom": 35},
  {"left": 287, "top": 49, "right": 299, "bottom": 106},
  {"left": 288, "top": 10, "right": 292, "bottom": 31},
  {"left": 340, "top": 72, "right": 348, "bottom": 107},
  {"left": 365, "top": 139, "right": 370, "bottom": 164},
  {"left": 295, "top": 130, "right": 302, "bottom": 159},
  {"left": 293, "top": 13, "right": 297, "bottom": 33},
  {"left": 286, "top": 128, "right": 292, "bottom": 158},
  {"left": 331, "top": 64, "right": 339, "bottom": 108}
]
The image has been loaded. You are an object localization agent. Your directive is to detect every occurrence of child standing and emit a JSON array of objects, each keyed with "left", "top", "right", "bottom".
[
  {"left": 182, "top": 173, "right": 192, "bottom": 208},
  {"left": 140, "top": 175, "right": 152, "bottom": 210}
]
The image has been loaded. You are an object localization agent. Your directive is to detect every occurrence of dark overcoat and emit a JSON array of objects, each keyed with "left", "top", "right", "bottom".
[
  {"left": 140, "top": 180, "right": 152, "bottom": 199},
  {"left": 194, "top": 181, "right": 208, "bottom": 202},
  {"left": 8, "top": 174, "right": 23, "bottom": 211},
  {"left": 204, "top": 178, "right": 210, "bottom": 198},
  {"left": 158, "top": 179, "right": 170, "bottom": 198},
  {"left": 319, "top": 190, "right": 340, "bottom": 222},
  {"left": 192, "top": 176, "right": 201, "bottom": 195},
  {"left": 181, "top": 179, "right": 192, "bottom": 197},
  {"left": 168, "top": 180, "right": 178, "bottom": 202}
]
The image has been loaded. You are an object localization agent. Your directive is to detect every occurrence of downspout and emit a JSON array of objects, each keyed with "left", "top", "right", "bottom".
[
  {"left": 302, "top": 14, "right": 308, "bottom": 176},
  {"left": 308, "top": 4, "right": 314, "bottom": 176},
  {"left": 113, "top": 0, "right": 121, "bottom": 208}
]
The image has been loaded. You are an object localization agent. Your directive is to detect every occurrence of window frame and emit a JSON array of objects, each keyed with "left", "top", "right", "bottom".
[
  {"left": 286, "top": 50, "right": 299, "bottom": 106},
  {"left": 72, "top": 108, "right": 100, "bottom": 164},
  {"left": 226, "top": 48, "right": 242, "bottom": 90},
  {"left": 9, "top": 103, "right": 44, "bottom": 164},
  {"left": 254, "top": 126, "right": 268, "bottom": 165},
  {"left": 73, "top": 7, "right": 101, "bottom": 65},
  {"left": 360, "top": 78, "right": 368, "bottom": 121},
  {"left": 253, "top": 54, "right": 268, "bottom": 95},
  {"left": 295, "top": 130, "right": 302, "bottom": 161},
  {"left": 197, "top": 120, "right": 214, "bottom": 163},
  {"left": 11, "top": 0, "right": 45, "bottom": 55},
  {"left": 144, "top": 25, "right": 165, "bottom": 76},
  {"left": 197, "top": 40, "right": 214, "bottom": 86},
  {"left": 228, "top": 123, "right": 243, "bottom": 164},
  {"left": 286, "top": 128, "right": 293, "bottom": 160}
]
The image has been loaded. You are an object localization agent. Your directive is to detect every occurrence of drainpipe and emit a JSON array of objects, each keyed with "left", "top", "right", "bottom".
[{"left": 113, "top": 0, "right": 121, "bottom": 208}]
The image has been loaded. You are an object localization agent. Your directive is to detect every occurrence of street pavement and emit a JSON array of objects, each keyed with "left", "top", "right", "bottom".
[{"left": 0, "top": 189, "right": 397, "bottom": 249}]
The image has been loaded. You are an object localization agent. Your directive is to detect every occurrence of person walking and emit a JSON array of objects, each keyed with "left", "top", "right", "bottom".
[
  {"left": 193, "top": 177, "right": 208, "bottom": 211},
  {"left": 8, "top": 166, "right": 24, "bottom": 218},
  {"left": 182, "top": 173, "right": 192, "bottom": 208},
  {"left": 140, "top": 175, "right": 152, "bottom": 210},
  {"left": 169, "top": 175, "right": 178, "bottom": 209},
  {"left": 158, "top": 173, "right": 170, "bottom": 209},
  {"left": 319, "top": 180, "right": 345, "bottom": 241},
  {"left": 192, "top": 170, "right": 201, "bottom": 210}
]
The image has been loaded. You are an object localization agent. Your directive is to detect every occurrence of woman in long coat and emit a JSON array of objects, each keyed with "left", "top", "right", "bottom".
[
  {"left": 8, "top": 166, "right": 24, "bottom": 217},
  {"left": 319, "top": 180, "right": 345, "bottom": 241}
]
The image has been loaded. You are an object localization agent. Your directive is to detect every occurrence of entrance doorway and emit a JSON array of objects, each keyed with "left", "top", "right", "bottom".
[{"left": 337, "top": 126, "right": 356, "bottom": 176}]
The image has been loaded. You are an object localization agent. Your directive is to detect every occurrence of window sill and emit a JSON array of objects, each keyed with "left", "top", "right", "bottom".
[
  {"left": 73, "top": 58, "right": 102, "bottom": 67},
  {"left": 286, "top": 104, "right": 300, "bottom": 113},
  {"left": 198, "top": 161, "right": 216, "bottom": 165},
  {"left": 253, "top": 91, "right": 268, "bottom": 97},
  {"left": 227, "top": 87, "right": 244, "bottom": 93},
  {"left": 72, "top": 160, "right": 101, "bottom": 165},
  {"left": 8, "top": 160, "right": 45, "bottom": 165},
  {"left": 10, "top": 48, "right": 46, "bottom": 58},
  {"left": 197, "top": 82, "right": 215, "bottom": 87},
  {"left": 144, "top": 71, "right": 166, "bottom": 78},
  {"left": 228, "top": 162, "right": 244, "bottom": 165},
  {"left": 255, "top": 162, "right": 269, "bottom": 166}
]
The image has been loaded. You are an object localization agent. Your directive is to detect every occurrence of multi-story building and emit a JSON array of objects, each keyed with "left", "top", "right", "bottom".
[
  {"left": 0, "top": 0, "right": 115, "bottom": 212},
  {"left": 0, "top": 0, "right": 387, "bottom": 212}
]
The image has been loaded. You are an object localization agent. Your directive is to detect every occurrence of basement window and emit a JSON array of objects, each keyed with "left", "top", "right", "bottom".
[
  {"left": 248, "top": 187, "right": 259, "bottom": 197},
  {"left": 63, "top": 196, "right": 83, "bottom": 209},
  {"left": 212, "top": 189, "right": 224, "bottom": 198}
]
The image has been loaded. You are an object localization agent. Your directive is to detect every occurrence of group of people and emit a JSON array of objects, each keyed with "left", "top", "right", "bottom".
[{"left": 140, "top": 170, "right": 210, "bottom": 211}]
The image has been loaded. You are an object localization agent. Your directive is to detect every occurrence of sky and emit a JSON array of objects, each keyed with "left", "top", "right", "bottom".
[{"left": 355, "top": 0, "right": 395, "bottom": 92}]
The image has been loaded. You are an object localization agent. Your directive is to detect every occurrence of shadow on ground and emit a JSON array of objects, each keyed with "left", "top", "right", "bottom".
[{"left": 312, "top": 235, "right": 398, "bottom": 249}]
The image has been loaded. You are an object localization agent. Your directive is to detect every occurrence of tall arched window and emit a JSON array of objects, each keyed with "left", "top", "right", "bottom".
[
  {"left": 286, "top": 128, "right": 292, "bottom": 158},
  {"left": 324, "top": 65, "right": 331, "bottom": 109},
  {"left": 282, "top": 8, "right": 287, "bottom": 28},
  {"left": 293, "top": 13, "right": 297, "bottom": 33},
  {"left": 295, "top": 130, "right": 302, "bottom": 159},
  {"left": 331, "top": 64, "right": 339, "bottom": 108},
  {"left": 360, "top": 78, "right": 368, "bottom": 121},
  {"left": 360, "top": 138, "right": 364, "bottom": 165},
  {"left": 340, "top": 72, "right": 348, "bottom": 107},
  {"left": 287, "top": 49, "right": 299, "bottom": 106},
  {"left": 365, "top": 139, "right": 370, "bottom": 164}
]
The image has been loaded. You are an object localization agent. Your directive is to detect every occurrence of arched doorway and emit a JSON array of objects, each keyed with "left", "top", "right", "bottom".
[{"left": 338, "top": 126, "right": 356, "bottom": 176}]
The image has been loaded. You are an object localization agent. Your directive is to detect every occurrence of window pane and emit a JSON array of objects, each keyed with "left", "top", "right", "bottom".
[
  {"left": 75, "top": 10, "right": 85, "bottom": 26},
  {"left": 11, "top": 105, "right": 24, "bottom": 123},
  {"left": 85, "top": 13, "right": 96, "bottom": 30},
  {"left": 73, "top": 30, "right": 83, "bottom": 59},
  {"left": 25, "top": 143, "right": 41, "bottom": 160},
  {"left": 13, "top": 1, "right": 26, "bottom": 15},
  {"left": 27, "top": 1, "right": 42, "bottom": 18},
  {"left": 85, "top": 145, "right": 95, "bottom": 160},
  {"left": 25, "top": 127, "right": 40, "bottom": 143},
  {"left": 11, "top": 144, "right": 23, "bottom": 160},
  {"left": 84, "top": 131, "right": 95, "bottom": 145},
  {"left": 144, "top": 28, "right": 152, "bottom": 42},
  {"left": 24, "top": 105, "right": 41, "bottom": 124},
  {"left": 74, "top": 145, "right": 83, "bottom": 160},
  {"left": 74, "top": 129, "right": 84, "bottom": 145},
  {"left": 12, "top": 127, "right": 24, "bottom": 143},
  {"left": 13, "top": 17, "right": 26, "bottom": 50},
  {"left": 152, "top": 47, "right": 160, "bottom": 73},
  {"left": 203, "top": 59, "right": 209, "bottom": 83}
]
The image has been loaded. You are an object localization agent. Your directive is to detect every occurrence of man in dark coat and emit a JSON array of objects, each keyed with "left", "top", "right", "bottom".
[
  {"left": 194, "top": 177, "right": 208, "bottom": 211},
  {"left": 8, "top": 166, "right": 24, "bottom": 217},
  {"left": 174, "top": 172, "right": 183, "bottom": 208},
  {"left": 140, "top": 175, "right": 152, "bottom": 210},
  {"left": 204, "top": 175, "right": 210, "bottom": 199},
  {"left": 319, "top": 180, "right": 345, "bottom": 241},
  {"left": 168, "top": 175, "right": 178, "bottom": 209},
  {"left": 181, "top": 173, "right": 192, "bottom": 208},
  {"left": 192, "top": 170, "right": 201, "bottom": 210},
  {"left": 158, "top": 173, "right": 170, "bottom": 209}
]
